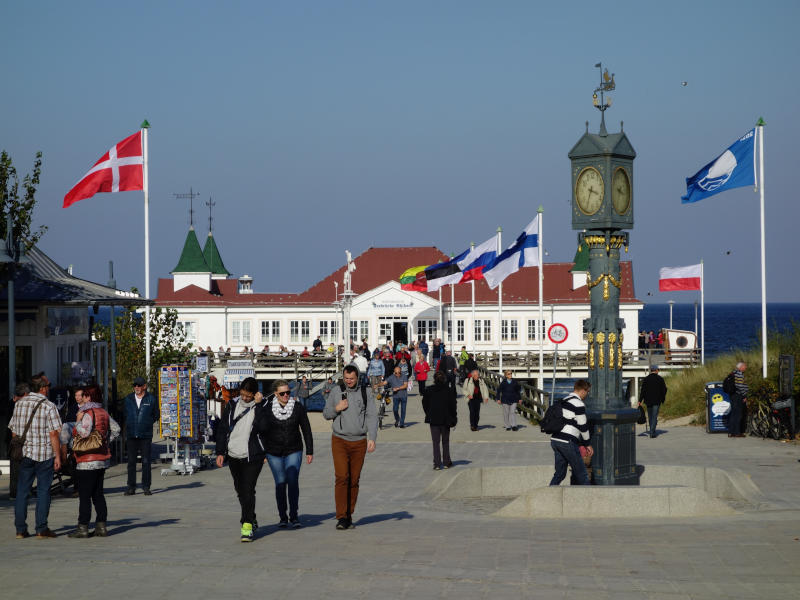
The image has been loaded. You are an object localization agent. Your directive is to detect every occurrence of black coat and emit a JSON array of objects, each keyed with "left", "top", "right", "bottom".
[
  {"left": 215, "top": 399, "right": 269, "bottom": 463},
  {"left": 422, "top": 383, "right": 457, "bottom": 427},
  {"left": 640, "top": 373, "right": 668, "bottom": 406},
  {"left": 262, "top": 397, "right": 314, "bottom": 457}
]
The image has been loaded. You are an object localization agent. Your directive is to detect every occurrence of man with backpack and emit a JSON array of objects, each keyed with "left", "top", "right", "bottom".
[
  {"left": 639, "top": 365, "right": 668, "bottom": 438},
  {"left": 725, "top": 362, "right": 748, "bottom": 438},
  {"left": 547, "top": 379, "right": 592, "bottom": 486},
  {"left": 323, "top": 365, "right": 378, "bottom": 530}
]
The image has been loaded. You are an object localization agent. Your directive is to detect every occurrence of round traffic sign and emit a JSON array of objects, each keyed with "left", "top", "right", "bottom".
[{"left": 548, "top": 323, "right": 568, "bottom": 344}]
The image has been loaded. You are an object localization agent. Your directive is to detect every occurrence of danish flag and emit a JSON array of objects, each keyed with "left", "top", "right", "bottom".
[{"left": 63, "top": 131, "right": 143, "bottom": 208}]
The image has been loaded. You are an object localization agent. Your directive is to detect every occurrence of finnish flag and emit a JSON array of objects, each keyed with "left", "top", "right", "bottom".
[
  {"left": 483, "top": 215, "right": 540, "bottom": 290},
  {"left": 681, "top": 128, "right": 756, "bottom": 204}
]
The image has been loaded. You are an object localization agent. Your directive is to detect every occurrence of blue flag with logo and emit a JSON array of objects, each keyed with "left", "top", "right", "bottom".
[{"left": 681, "top": 128, "right": 756, "bottom": 204}]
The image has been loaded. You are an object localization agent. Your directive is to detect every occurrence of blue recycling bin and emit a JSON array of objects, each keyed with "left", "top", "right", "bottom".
[{"left": 705, "top": 382, "right": 730, "bottom": 433}]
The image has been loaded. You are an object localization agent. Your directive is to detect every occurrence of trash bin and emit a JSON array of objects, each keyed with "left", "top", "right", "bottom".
[{"left": 705, "top": 382, "right": 730, "bottom": 433}]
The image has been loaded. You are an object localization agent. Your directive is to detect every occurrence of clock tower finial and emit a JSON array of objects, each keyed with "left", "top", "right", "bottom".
[{"left": 592, "top": 62, "right": 615, "bottom": 137}]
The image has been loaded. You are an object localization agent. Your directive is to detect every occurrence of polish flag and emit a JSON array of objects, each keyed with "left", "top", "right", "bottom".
[
  {"left": 659, "top": 264, "right": 702, "bottom": 291},
  {"left": 63, "top": 131, "right": 143, "bottom": 207}
]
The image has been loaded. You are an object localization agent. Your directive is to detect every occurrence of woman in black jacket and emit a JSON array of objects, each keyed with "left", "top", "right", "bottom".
[
  {"left": 263, "top": 379, "right": 314, "bottom": 528},
  {"left": 422, "top": 371, "right": 457, "bottom": 470},
  {"left": 215, "top": 377, "right": 269, "bottom": 542}
]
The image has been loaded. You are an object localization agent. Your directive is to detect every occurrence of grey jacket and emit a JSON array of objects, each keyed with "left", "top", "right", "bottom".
[{"left": 323, "top": 368, "right": 378, "bottom": 442}]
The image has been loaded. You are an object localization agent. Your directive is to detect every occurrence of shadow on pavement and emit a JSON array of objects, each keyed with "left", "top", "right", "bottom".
[
  {"left": 353, "top": 510, "right": 413, "bottom": 526},
  {"left": 261, "top": 511, "right": 336, "bottom": 531},
  {"left": 107, "top": 517, "right": 181, "bottom": 535}
]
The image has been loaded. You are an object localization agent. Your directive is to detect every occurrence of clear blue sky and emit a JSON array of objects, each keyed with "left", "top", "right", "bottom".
[{"left": 3, "top": 1, "right": 798, "bottom": 302}]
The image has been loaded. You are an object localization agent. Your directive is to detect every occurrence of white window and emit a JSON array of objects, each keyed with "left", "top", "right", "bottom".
[
  {"left": 232, "top": 320, "right": 250, "bottom": 345},
  {"left": 359, "top": 320, "right": 369, "bottom": 341},
  {"left": 301, "top": 320, "right": 310, "bottom": 342},
  {"left": 456, "top": 319, "right": 465, "bottom": 342},
  {"left": 527, "top": 319, "right": 546, "bottom": 341},
  {"left": 350, "top": 320, "right": 358, "bottom": 341},
  {"left": 290, "top": 321, "right": 300, "bottom": 343},
  {"left": 475, "top": 319, "right": 491, "bottom": 342},
  {"left": 177, "top": 321, "right": 197, "bottom": 344},
  {"left": 331, "top": 320, "right": 339, "bottom": 342},
  {"left": 502, "top": 319, "right": 518, "bottom": 342},
  {"left": 319, "top": 321, "right": 329, "bottom": 341},
  {"left": 260, "top": 320, "right": 280, "bottom": 344},
  {"left": 416, "top": 319, "right": 438, "bottom": 341},
  {"left": 447, "top": 320, "right": 452, "bottom": 340}
]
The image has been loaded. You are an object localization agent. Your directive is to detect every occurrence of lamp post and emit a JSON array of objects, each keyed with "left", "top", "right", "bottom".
[
  {"left": 668, "top": 300, "right": 675, "bottom": 329},
  {"left": 2, "top": 214, "right": 28, "bottom": 404}
]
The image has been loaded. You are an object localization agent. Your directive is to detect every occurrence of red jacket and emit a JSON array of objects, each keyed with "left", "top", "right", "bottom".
[
  {"left": 414, "top": 361, "right": 430, "bottom": 381},
  {"left": 73, "top": 407, "right": 111, "bottom": 463}
]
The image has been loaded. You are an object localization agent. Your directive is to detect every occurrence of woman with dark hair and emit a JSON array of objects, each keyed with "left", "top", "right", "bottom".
[
  {"left": 263, "top": 379, "right": 313, "bottom": 528},
  {"left": 422, "top": 371, "right": 457, "bottom": 470},
  {"left": 63, "top": 385, "right": 120, "bottom": 538},
  {"left": 215, "top": 377, "right": 268, "bottom": 542}
]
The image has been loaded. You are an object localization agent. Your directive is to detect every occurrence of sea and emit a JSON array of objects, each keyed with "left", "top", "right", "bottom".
[{"left": 638, "top": 302, "right": 800, "bottom": 360}]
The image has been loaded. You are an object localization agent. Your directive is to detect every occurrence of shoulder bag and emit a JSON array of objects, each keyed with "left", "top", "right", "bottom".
[
  {"left": 9, "top": 398, "right": 47, "bottom": 462},
  {"left": 72, "top": 409, "right": 105, "bottom": 455}
]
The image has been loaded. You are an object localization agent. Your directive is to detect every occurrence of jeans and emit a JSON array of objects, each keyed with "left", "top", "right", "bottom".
[
  {"left": 15, "top": 456, "right": 54, "bottom": 534},
  {"left": 647, "top": 404, "right": 660, "bottom": 437},
  {"left": 127, "top": 438, "right": 153, "bottom": 490},
  {"left": 430, "top": 425, "right": 451, "bottom": 467},
  {"left": 228, "top": 457, "right": 264, "bottom": 524},
  {"left": 266, "top": 451, "right": 302, "bottom": 520},
  {"left": 331, "top": 435, "right": 367, "bottom": 520},
  {"left": 75, "top": 468, "right": 107, "bottom": 524},
  {"left": 549, "top": 440, "right": 590, "bottom": 486},
  {"left": 728, "top": 393, "right": 744, "bottom": 435},
  {"left": 468, "top": 398, "right": 482, "bottom": 429},
  {"left": 393, "top": 396, "right": 407, "bottom": 426}
]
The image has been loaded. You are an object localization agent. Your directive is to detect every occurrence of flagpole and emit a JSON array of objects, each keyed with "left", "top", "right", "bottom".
[
  {"left": 757, "top": 118, "right": 767, "bottom": 378},
  {"left": 438, "top": 288, "right": 443, "bottom": 348},
  {"left": 470, "top": 243, "right": 476, "bottom": 353},
  {"left": 141, "top": 120, "right": 151, "bottom": 381},
  {"left": 537, "top": 206, "right": 544, "bottom": 391},
  {"left": 497, "top": 226, "right": 503, "bottom": 374},
  {"left": 700, "top": 260, "right": 705, "bottom": 366},
  {"left": 450, "top": 282, "right": 455, "bottom": 348}
]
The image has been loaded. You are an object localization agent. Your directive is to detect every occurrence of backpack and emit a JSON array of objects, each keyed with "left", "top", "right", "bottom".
[
  {"left": 540, "top": 399, "right": 567, "bottom": 434},
  {"left": 722, "top": 372, "right": 737, "bottom": 395}
]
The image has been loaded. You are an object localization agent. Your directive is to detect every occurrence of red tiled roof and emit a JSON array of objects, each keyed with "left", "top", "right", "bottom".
[{"left": 155, "top": 246, "right": 641, "bottom": 306}]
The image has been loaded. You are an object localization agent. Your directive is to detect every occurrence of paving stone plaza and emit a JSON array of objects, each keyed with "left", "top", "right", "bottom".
[{"left": 2, "top": 393, "right": 799, "bottom": 599}]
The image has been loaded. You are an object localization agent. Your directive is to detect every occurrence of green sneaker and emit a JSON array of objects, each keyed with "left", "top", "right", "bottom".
[{"left": 240, "top": 522, "right": 254, "bottom": 543}]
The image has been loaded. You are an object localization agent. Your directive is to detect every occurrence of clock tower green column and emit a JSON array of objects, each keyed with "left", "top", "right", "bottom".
[{"left": 569, "top": 65, "right": 639, "bottom": 485}]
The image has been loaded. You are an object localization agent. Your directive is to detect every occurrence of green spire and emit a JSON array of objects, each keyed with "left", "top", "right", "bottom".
[
  {"left": 570, "top": 241, "right": 590, "bottom": 272},
  {"left": 172, "top": 228, "right": 210, "bottom": 273},
  {"left": 202, "top": 232, "right": 230, "bottom": 276}
]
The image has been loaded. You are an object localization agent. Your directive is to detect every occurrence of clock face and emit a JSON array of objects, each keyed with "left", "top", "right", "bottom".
[
  {"left": 575, "top": 166, "right": 604, "bottom": 215},
  {"left": 612, "top": 167, "right": 631, "bottom": 215}
]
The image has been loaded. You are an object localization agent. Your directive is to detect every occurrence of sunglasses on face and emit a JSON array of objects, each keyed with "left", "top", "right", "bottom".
[{"left": 277, "top": 391, "right": 290, "bottom": 397}]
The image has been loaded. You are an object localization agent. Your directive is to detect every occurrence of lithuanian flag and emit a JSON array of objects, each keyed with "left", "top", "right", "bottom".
[{"left": 399, "top": 265, "right": 428, "bottom": 291}]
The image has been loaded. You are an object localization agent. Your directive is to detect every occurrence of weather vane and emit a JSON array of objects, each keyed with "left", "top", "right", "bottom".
[
  {"left": 592, "top": 62, "right": 615, "bottom": 134},
  {"left": 206, "top": 196, "right": 216, "bottom": 233},
  {"left": 174, "top": 187, "right": 201, "bottom": 228}
]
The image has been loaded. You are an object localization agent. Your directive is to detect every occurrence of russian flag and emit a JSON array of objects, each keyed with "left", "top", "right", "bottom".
[
  {"left": 659, "top": 264, "right": 702, "bottom": 291},
  {"left": 456, "top": 236, "right": 496, "bottom": 283}
]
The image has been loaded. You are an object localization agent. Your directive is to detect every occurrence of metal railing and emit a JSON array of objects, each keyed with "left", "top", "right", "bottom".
[{"left": 477, "top": 367, "right": 549, "bottom": 423}]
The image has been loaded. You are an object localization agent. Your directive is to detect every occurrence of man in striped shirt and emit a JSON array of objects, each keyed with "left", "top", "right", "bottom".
[{"left": 549, "top": 379, "right": 592, "bottom": 486}]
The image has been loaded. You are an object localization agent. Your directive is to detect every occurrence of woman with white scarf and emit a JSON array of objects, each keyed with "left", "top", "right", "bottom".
[{"left": 262, "top": 380, "right": 313, "bottom": 528}]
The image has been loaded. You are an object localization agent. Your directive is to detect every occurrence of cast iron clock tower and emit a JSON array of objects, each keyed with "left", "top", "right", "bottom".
[{"left": 568, "top": 64, "right": 639, "bottom": 485}]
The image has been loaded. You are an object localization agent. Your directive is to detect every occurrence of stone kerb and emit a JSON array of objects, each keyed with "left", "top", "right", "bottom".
[{"left": 426, "top": 465, "right": 765, "bottom": 518}]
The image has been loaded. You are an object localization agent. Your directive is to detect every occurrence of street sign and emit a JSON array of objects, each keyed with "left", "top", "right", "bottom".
[{"left": 548, "top": 323, "right": 568, "bottom": 344}]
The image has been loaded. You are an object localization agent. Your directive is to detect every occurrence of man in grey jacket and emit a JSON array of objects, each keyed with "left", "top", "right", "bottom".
[{"left": 323, "top": 364, "right": 378, "bottom": 530}]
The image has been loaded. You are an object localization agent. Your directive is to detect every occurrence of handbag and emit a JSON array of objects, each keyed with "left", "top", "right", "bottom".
[
  {"left": 637, "top": 405, "right": 647, "bottom": 425},
  {"left": 72, "top": 409, "right": 105, "bottom": 455},
  {"left": 9, "top": 398, "right": 47, "bottom": 462}
]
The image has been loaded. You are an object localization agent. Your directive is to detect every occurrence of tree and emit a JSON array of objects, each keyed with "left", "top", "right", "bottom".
[
  {"left": 94, "top": 303, "right": 194, "bottom": 406},
  {"left": 1, "top": 150, "right": 47, "bottom": 249}
]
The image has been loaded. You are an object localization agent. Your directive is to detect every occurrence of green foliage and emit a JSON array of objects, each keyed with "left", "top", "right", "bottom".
[
  {"left": 659, "top": 322, "right": 799, "bottom": 423},
  {"left": 94, "top": 302, "right": 193, "bottom": 405},
  {"left": 0, "top": 150, "right": 47, "bottom": 250}
]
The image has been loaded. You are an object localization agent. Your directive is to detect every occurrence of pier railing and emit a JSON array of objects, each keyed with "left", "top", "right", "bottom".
[{"left": 478, "top": 367, "right": 549, "bottom": 423}]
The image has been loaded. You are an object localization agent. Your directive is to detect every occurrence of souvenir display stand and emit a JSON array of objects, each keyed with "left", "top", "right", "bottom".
[{"left": 158, "top": 365, "right": 210, "bottom": 475}]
